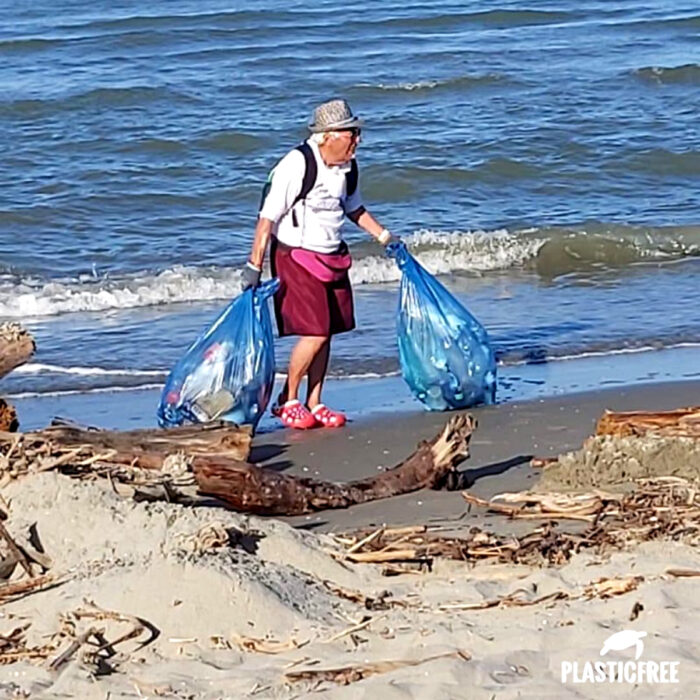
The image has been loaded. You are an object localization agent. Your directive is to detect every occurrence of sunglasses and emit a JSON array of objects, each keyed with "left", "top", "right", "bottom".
[{"left": 339, "top": 127, "right": 361, "bottom": 139}]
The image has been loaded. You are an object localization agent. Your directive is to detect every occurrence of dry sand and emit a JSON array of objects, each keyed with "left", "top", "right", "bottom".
[{"left": 2, "top": 380, "right": 700, "bottom": 698}]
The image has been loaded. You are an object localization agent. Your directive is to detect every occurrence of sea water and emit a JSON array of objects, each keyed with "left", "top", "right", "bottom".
[{"left": 1, "top": 0, "right": 699, "bottom": 415}]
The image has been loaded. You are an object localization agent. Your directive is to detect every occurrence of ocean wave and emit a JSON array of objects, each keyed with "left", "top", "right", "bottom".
[
  {"left": 635, "top": 64, "right": 700, "bottom": 85},
  {"left": 0, "top": 265, "right": 243, "bottom": 318},
  {"left": 626, "top": 148, "right": 700, "bottom": 177},
  {"left": 4, "top": 367, "right": 401, "bottom": 399},
  {"left": 1, "top": 226, "right": 698, "bottom": 318},
  {"left": 0, "top": 86, "right": 197, "bottom": 120},
  {"left": 192, "top": 130, "right": 269, "bottom": 155},
  {"left": 0, "top": 36, "right": 66, "bottom": 54},
  {"left": 351, "top": 74, "right": 506, "bottom": 95},
  {"left": 14, "top": 363, "right": 165, "bottom": 378},
  {"left": 533, "top": 224, "right": 700, "bottom": 277},
  {"left": 73, "top": 9, "right": 274, "bottom": 34},
  {"left": 368, "top": 9, "right": 573, "bottom": 32},
  {"left": 363, "top": 159, "right": 542, "bottom": 201}
]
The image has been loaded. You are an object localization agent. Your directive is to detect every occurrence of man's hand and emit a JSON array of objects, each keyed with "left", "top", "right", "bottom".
[
  {"left": 378, "top": 228, "right": 398, "bottom": 246},
  {"left": 242, "top": 261, "right": 261, "bottom": 290}
]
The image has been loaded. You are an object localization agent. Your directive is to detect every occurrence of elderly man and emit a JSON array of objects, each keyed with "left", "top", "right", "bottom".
[{"left": 243, "top": 98, "right": 394, "bottom": 429}]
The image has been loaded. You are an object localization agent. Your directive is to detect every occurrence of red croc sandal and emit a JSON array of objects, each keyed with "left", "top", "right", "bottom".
[
  {"left": 310, "top": 404, "right": 346, "bottom": 428},
  {"left": 272, "top": 399, "right": 318, "bottom": 430}
]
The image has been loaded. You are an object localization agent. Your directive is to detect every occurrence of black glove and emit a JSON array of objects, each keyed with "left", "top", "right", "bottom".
[{"left": 242, "top": 262, "right": 261, "bottom": 290}]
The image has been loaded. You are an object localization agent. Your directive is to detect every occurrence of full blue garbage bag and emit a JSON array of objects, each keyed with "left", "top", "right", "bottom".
[
  {"left": 157, "top": 278, "right": 279, "bottom": 430},
  {"left": 387, "top": 241, "right": 496, "bottom": 410}
]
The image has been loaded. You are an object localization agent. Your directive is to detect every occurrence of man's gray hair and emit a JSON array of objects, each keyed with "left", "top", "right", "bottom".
[{"left": 309, "top": 132, "right": 328, "bottom": 145}]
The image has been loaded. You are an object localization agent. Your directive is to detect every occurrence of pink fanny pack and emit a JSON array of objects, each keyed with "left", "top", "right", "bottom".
[{"left": 290, "top": 244, "right": 352, "bottom": 283}]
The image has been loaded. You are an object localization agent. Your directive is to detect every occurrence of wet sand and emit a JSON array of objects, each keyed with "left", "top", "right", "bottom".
[{"left": 249, "top": 379, "right": 700, "bottom": 533}]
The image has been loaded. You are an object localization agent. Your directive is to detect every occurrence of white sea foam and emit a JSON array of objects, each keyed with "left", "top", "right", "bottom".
[
  {"left": 6, "top": 369, "right": 403, "bottom": 399},
  {"left": 0, "top": 230, "right": 543, "bottom": 318},
  {"left": 14, "top": 362, "right": 165, "bottom": 377},
  {"left": 376, "top": 80, "right": 440, "bottom": 90},
  {"left": 0, "top": 265, "right": 245, "bottom": 318}
]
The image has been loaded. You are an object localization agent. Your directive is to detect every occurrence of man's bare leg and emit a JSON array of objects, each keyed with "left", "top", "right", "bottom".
[
  {"left": 306, "top": 338, "right": 330, "bottom": 410},
  {"left": 279, "top": 335, "right": 329, "bottom": 405}
]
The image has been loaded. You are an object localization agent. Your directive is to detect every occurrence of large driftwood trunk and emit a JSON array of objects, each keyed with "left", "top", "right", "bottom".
[
  {"left": 0, "top": 323, "right": 35, "bottom": 380},
  {"left": 596, "top": 407, "right": 700, "bottom": 438},
  {"left": 194, "top": 414, "right": 475, "bottom": 515}
]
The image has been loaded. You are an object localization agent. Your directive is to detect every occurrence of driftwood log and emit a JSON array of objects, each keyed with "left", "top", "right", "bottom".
[
  {"left": 194, "top": 414, "right": 475, "bottom": 515},
  {"left": 14, "top": 419, "right": 253, "bottom": 467},
  {"left": 0, "top": 323, "right": 36, "bottom": 432},
  {"left": 1, "top": 414, "right": 475, "bottom": 516},
  {"left": 0, "top": 399, "right": 18, "bottom": 433},
  {"left": 0, "top": 323, "right": 35, "bottom": 381},
  {"left": 596, "top": 406, "right": 700, "bottom": 438}
]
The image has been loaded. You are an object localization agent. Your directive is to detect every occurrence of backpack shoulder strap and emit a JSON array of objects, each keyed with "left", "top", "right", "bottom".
[
  {"left": 292, "top": 142, "right": 317, "bottom": 207},
  {"left": 346, "top": 158, "right": 359, "bottom": 198}
]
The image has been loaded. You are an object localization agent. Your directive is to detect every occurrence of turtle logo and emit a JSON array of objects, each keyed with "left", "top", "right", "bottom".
[{"left": 600, "top": 630, "right": 647, "bottom": 661}]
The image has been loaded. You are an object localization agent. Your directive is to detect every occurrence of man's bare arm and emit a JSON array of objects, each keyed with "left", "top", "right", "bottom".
[
  {"left": 249, "top": 217, "right": 275, "bottom": 269},
  {"left": 347, "top": 207, "right": 392, "bottom": 244}
]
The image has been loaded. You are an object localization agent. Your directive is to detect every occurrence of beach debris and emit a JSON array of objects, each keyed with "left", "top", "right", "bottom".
[
  {"left": 0, "top": 624, "right": 59, "bottom": 666},
  {"left": 665, "top": 568, "right": 700, "bottom": 578},
  {"left": 0, "top": 420, "right": 251, "bottom": 489},
  {"left": 0, "top": 521, "right": 34, "bottom": 579},
  {"left": 322, "top": 614, "right": 385, "bottom": 644},
  {"left": 0, "top": 323, "right": 36, "bottom": 433},
  {"left": 0, "top": 323, "right": 35, "bottom": 382},
  {"left": 462, "top": 490, "right": 611, "bottom": 522},
  {"left": 437, "top": 574, "right": 643, "bottom": 613},
  {"left": 530, "top": 405, "right": 700, "bottom": 492},
  {"left": 629, "top": 601, "right": 644, "bottom": 621},
  {"left": 284, "top": 649, "right": 471, "bottom": 686},
  {"left": 0, "top": 414, "right": 475, "bottom": 515},
  {"left": 320, "top": 580, "right": 406, "bottom": 610},
  {"left": 0, "top": 573, "right": 60, "bottom": 604},
  {"left": 596, "top": 406, "right": 700, "bottom": 438},
  {"left": 226, "top": 634, "right": 308, "bottom": 654},
  {"left": 437, "top": 590, "right": 570, "bottom": 612},
  {"left": 336, "top": 477, "right": 700, "bottom": 568},
  {"left": 48, "top": 602, "right": 158, "bottom": 674},
  {"left": 582, "top": 575, "right": 644, "bottom": 599}
]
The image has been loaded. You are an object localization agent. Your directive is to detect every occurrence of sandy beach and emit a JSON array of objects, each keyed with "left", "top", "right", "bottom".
[
  {"left": 3, "top": 0, "right": 700, "bottom": 696},
  {"left": 2, "top": 377, "right": 699, "bottom": 698}
]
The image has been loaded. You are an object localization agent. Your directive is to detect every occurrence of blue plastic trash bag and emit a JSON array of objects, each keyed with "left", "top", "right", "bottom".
[
  {"left": 387, "top": 241, "right": 496, "bottom": 410},
  {"left": 157, "top": 278, "right": 280, "bottom": 430}
]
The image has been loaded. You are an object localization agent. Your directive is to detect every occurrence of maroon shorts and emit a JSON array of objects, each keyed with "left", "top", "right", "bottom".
[{"left": 270, "top": 237, "right": 355, "bottom": 337}]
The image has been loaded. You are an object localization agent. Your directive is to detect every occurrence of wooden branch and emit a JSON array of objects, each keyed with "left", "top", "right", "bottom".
[
  {"left": 596, "top": 406, "right": 700, "bottom": 438},
  {"left": 0, "top": 323, "right": 35, "bottom": 381},
  {"left": 6, "top": 421, "right": 253, "bottom": 469},
  {"left": 0, "top": 399, "right": 18, "bottom": 432},
  {"left": 194, "top": 414, "right": 475, "bottom": 515},
  {"left": 285, "top": 650, "right": 470, "bottom": 685},
  {"left": 0, "top": 521, "right": 33, "bottom": 578},
  {"left": 0, "top": 573, "right": 59, "bottom": 603}
]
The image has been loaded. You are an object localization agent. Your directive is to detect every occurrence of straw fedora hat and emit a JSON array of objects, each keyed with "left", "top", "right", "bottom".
[{"left": 308, "top": 98, "right": 363, "bottom": 133}]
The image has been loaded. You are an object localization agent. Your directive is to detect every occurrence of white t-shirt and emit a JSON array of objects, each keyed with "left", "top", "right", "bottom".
[{"left": 259, "top": 139, "right": 363, "bottom": 254}]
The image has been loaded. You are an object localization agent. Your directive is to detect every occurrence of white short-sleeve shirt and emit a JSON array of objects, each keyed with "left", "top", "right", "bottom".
[{"left": 259, "top": 139, "right": 363, "bottom": 254}]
